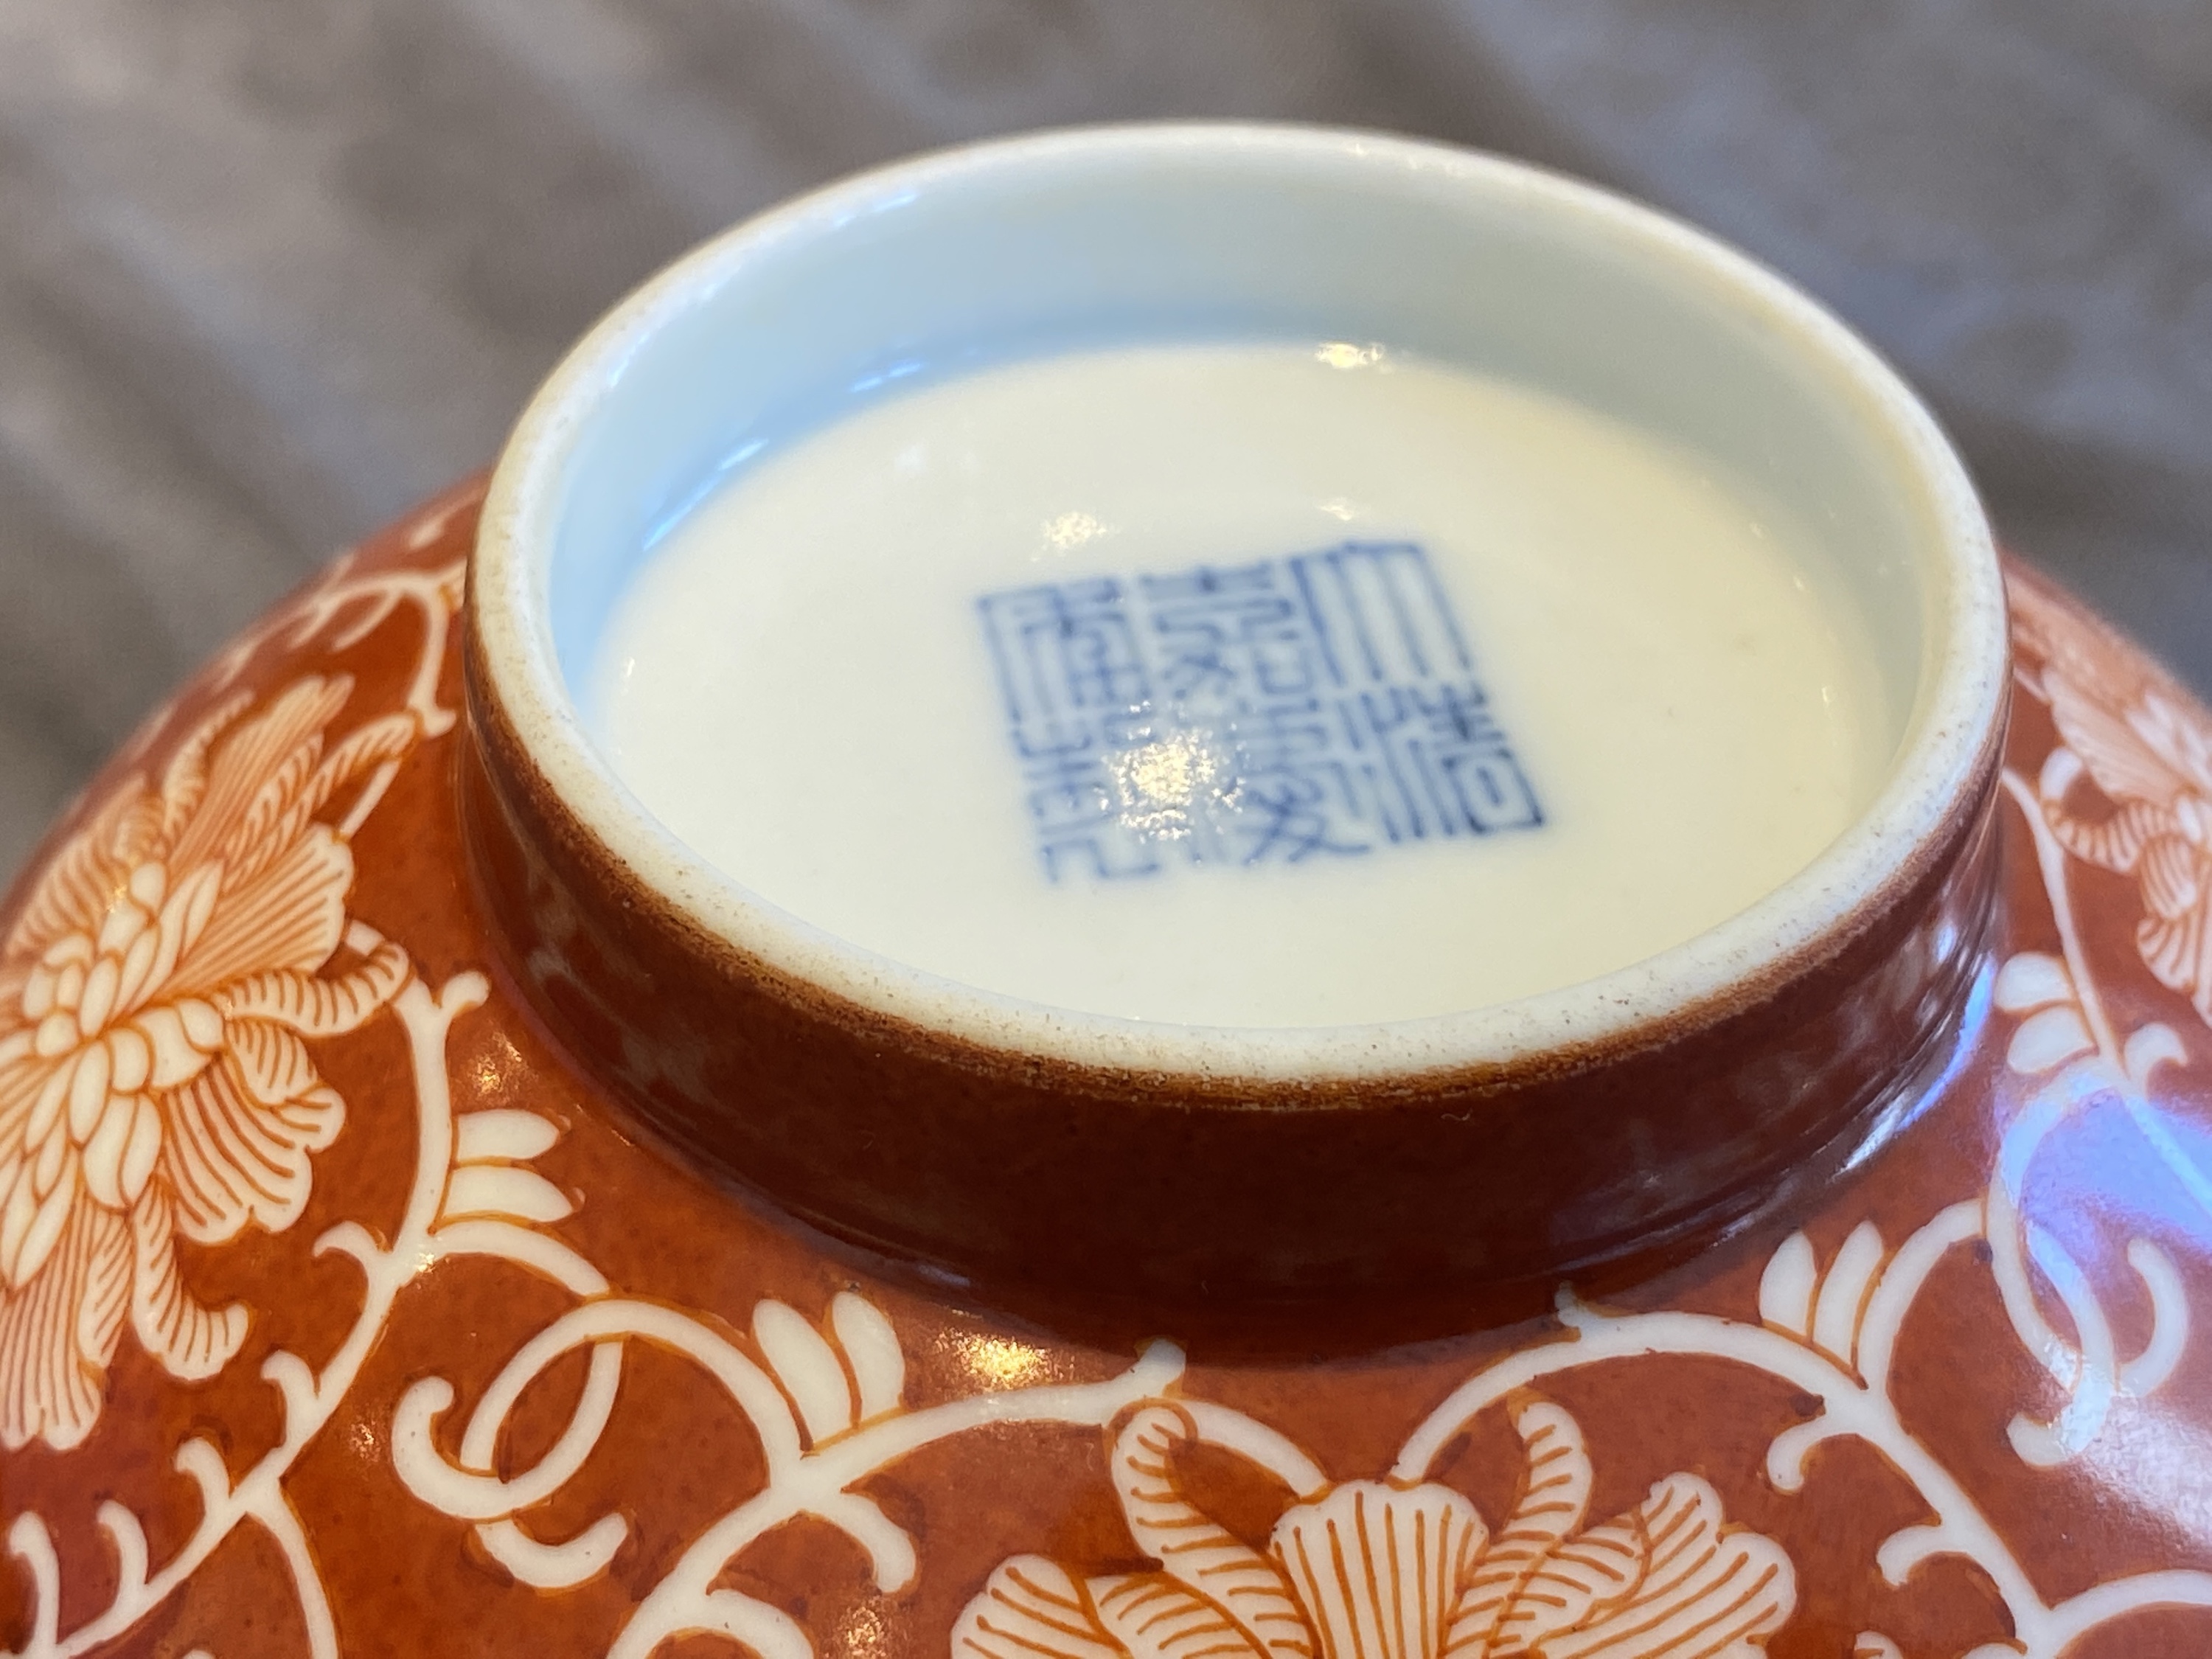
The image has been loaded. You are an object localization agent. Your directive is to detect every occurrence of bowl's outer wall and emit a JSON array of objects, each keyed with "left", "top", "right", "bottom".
[{"left": 0, "top": 483, "right": 2208, "bottom": 1655}]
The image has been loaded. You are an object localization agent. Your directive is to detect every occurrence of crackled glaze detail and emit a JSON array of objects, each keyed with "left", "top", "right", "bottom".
[{"left": 7, "top": 504, "right": 2212, "bottom": 1658}]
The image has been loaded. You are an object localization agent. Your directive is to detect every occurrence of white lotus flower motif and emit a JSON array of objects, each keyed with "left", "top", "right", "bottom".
[
  {"left": 0, "top": 676, "right": 412, "bottom": 1450},
  {"left": 955, "top": 1398, "right": 1794, "bottom": 1659}
]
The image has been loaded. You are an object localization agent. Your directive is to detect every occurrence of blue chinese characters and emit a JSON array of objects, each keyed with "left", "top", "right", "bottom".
[{"left": 978, "top": 542, "right": 1542, "bottom": 881}]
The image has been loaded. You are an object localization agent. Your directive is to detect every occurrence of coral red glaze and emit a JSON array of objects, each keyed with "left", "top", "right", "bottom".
[{"left": 1, "top": 484, "right": 2209, "bottom": 1659}]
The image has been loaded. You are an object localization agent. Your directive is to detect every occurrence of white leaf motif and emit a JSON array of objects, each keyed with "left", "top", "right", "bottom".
[
  {"left": 1094, "top": 1572, "right": 1270, "bottom": 1659},
  {"left": 2008, "top": 1006, "right": 2095, "bottom": 1074},
  {"left": 831, "top": 1290, "right": 905, "bottom": 1421},
  {"left": 1756, "top": 1232, "right": 1817, "bottom": 1339},
  {"left": 454, "top": 1108, "right": 561, "bottom": 1166},
  {"left": 955, "top": 1557, "right": 1125, "bottom": 1659},
  {"left": 1269, "top": 1481, "right": 1484, "bottom": 1659},
  {"left": 754, "top": 1299, "right": 854, "bottom": 1444},
  {"left": 1516, "top": 1474, "right": 1792, "bottom": 1658},
  {"left": 1448, "top": 1400, "right": 1592, "bottom": 1652},
  {"left": 1113, "top": 1405, "right": 1309, "bottom": 1658},
  {"left": 2124, "top": 1023, "right": 2188, "bottom": 1086},
  {"left": 1993, "top": 953, "right": 2073, "bottom": 1015},
  {"left": 442, "top": 1165, "right": 572, "bottom": 1225},
  {"left": 1812, "top": 1221, "right": 1886, "bottom": 1369}
]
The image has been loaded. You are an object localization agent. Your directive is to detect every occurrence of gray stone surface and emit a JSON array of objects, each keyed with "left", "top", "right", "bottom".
[{"left": 1, "top": 0, "right": 2207, "bottom": 885}]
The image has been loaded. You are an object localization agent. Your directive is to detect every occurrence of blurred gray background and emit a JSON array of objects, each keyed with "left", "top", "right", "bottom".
[{"left": 1, "top": 0, "right": 2209, "bottom": 886}]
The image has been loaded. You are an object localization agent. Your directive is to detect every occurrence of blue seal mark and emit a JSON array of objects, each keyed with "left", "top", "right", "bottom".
[{"left": 978, "top": 542, "right": 1543, "bottom": 882}]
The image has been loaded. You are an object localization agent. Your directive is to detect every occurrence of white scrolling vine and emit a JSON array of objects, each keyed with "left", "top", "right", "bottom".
[
  {"left": 380, "top": 579, "right": 2212, "bottom": 1658},
  {"left": 7, "top": 533, "right": 2212, "bottom": 1658}
]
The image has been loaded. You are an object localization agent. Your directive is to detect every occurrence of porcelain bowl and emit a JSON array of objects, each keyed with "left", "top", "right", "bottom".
[{"left": 1, "top": 126, "right": 2208, "bottom": 1659}]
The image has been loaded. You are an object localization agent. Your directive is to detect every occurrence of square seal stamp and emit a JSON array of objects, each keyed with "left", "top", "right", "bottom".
[{"left": 978, "top": 540, "right": 1543, "bottom": 881}]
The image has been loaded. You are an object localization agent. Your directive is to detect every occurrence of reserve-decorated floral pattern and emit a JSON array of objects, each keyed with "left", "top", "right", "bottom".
[
  {"left": 2012, "top": 574, "right": 2212, "bottom": 1023},
  {"left": 956, "top": 1400, "right": 1792, "bottom": 1659},
  {"left": 5, "top": 518, "right": 2212, "bottom": 1659},
  {"left": 0, "top": 675, "right": 412, "bottom": 1450}
]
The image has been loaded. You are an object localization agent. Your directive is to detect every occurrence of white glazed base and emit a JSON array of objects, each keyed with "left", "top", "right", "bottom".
[{"left": 594, "top": 342, "right": 1883, "bottom": 1025}]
